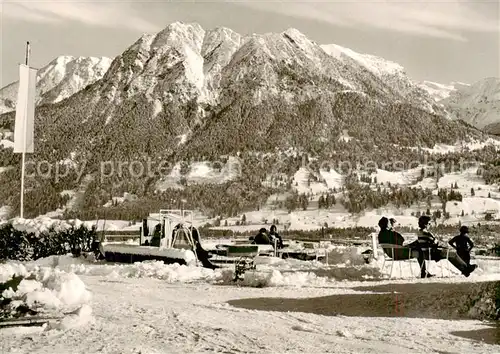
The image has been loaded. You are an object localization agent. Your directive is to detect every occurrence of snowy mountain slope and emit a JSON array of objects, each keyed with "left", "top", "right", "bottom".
[
  {"left": 0, "top": 22, "right": 489, "bottom": 218},
  {"left": 18, "top": 21, "right": 471, "bottom": 162},
  {"left": 418, "top": 78, "right": 500, "bottom": 132},
  {"left": 441, "top": 77, "right": 500, "bottom": 130},
  {"left": 484, "top": 121, "right": 500, "bottom": 135},
  {"left": 417, "top": 81, "right": 470, "bottom": 102},
  {"left": 320, "top": 44, "right": 442, "bottom": 115},
  {"left": 0, "top": 56, "right": 112, "bottom": 113}
]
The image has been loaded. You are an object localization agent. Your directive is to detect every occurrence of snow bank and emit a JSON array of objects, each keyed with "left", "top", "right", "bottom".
[
  {"left": 228, "top": 269, "right": 332, "bottom": 288},
  {"left": 13, "top": 248, "right": 500, "bottom": 292},
  {"left": 0, "top": 216, "right": 136, "bottom": 234},
  {"left": 82, "top": 261, "right": 219, "bottom": 283},
  {"left": 0, "top": 261, "right": 93, "bottom": 330},
  {"left": 326, "top": 245, "right": 370, "bottom": 266},
  {"left": 3, "top": 216, "right": 88, "bottom": 236},
  {"left": 36, "top": 255, "right": 219, "bottom": 283}
]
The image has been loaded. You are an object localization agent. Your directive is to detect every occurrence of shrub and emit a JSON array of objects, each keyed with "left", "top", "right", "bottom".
[{"left": 0, "top": 223, "right": 97, "bottom": 261}]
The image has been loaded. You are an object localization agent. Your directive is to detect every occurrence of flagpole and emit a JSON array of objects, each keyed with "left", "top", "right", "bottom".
[{"left": 20, "top": 41, "right": 30, "bottom": 219}]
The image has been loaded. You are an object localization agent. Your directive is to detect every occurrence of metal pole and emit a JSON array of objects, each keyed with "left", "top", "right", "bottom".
[{"left": 20, "top": 41, "right": 30, "bottom": 219}]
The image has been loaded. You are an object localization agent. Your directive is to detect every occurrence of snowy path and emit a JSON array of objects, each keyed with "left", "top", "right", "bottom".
[{"left": 1, "top": 274, "right": 498, "bottom": 354}]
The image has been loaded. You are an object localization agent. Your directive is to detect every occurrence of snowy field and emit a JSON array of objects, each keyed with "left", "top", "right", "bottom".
[
  {"left": 1, "top": 246, "right": 499, "bottom": 354},
  {"left": 18, "top": 160, "right": 499, "bottom": 234}
]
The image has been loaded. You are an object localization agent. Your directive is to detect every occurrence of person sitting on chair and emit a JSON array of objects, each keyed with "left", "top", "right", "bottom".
[
  {"left": 151, "top": 223, "right": 162, "bottom": 247},
  {"left": 377, "top": 217, "right": 416, "bottom": 261},
  {"left": 389, "top": 218, "right": 398, "bottom": 230},
  {"left": 378, "top": 217, "right": 405, "bottom": 246},
  {"left": 409, "top": 215, "right": 476, "bottom": 278},
  {"left": 252, "top": 228, "right": 272, "bottom": 245},
  {"left": 269, "top": 225, "right": 284, "bottom": 249},
  {"left": 448, "top": 225, "right": 474, "bottom": 267}
]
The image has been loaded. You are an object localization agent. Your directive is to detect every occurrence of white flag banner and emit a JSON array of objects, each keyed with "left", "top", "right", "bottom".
[{"left": 13, "top": 64, "right": 37, "bottom": 153}]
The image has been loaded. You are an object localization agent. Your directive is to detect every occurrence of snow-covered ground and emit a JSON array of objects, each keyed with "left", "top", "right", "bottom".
[{"left": 1, "top": 247, "right": 499, "bottom": 353}]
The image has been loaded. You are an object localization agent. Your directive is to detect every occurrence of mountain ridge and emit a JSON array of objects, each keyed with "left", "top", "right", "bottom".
[
  {"left": 418, "top": 78, "right": 500, "bottom": 133},
  {"left": 0, "top": 21, "right": 496, "bottom": 219},
  {"left": 0, "top": 55, "right": 112, "bottom": 114}
]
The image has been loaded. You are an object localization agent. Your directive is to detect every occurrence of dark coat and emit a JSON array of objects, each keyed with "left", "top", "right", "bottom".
[
  {"left": 449, "top": 234, "right": 474, "bottom": 252},
  {"left": 253, "top": 232, "right": 271, "bottom": 245},
  {"left": 269, "top": 231, "right": 284, "bottom": 248},
  {"left": 378, "top": 229, "right": 405, "bottom": 245}
]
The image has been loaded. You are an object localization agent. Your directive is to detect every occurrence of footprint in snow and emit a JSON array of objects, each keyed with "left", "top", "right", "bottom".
[{"left": 291, "top": 325, "right": 316, "bottom": 333}]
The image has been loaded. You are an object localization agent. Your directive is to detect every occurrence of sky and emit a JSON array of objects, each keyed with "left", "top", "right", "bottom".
[{"left": 0, "top": 0, "right": 499, "bottom": 87}]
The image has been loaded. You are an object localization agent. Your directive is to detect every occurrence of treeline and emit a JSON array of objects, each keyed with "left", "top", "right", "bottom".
[
  {"left": 283, "top": 192, "right": 309, "bottom": 212},
  {"left": 340, "top": 180, "right": 433, "bottom": 213},
  {"left": 437, "top": 188, "right": 463, "bottom": 203},
  {"left": 481, "top": 161, "right": 500, "bottom": 185},
  {"left": 64, "top": 180, "right": 277, "bottom": 221},
  {"left": 318, "top": 193, "right": 337, "bottom": 209}
]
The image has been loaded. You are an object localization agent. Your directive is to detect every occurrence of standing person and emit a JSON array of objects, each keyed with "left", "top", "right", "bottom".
[{"left": 448, "top": 226, "right": 474, "bottom": 266}]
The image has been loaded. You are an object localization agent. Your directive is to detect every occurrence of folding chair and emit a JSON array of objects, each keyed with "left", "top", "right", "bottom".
[
  {"left": 418, "top": 246, "right": 451, "bottom": 278},
  {"left": 379, "top": 243, "right": 420, "bottom": 279}
]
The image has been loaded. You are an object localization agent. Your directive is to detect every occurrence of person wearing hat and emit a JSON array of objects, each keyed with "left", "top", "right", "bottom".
[
  {"left": 410, "top": 215, "right": 476, "bottom": 278},
  {"left": 448, "top": 225, "right": 475, "bottom": 266}
]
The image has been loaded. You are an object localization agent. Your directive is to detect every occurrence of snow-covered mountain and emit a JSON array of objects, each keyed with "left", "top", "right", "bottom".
[
  {"left": 0, "top": 22, "right": 486, "bottom": 162},
  {"left": 0, "top": 22, "right": 483, "bottom": 161},
  {"left": 321, "top": 44, "right": 441, "bottom": 114},
  {"left": 418, "top": 81, "right": 470, "bottom": 102},
  {"left": 418, "top": 79, "right": 500, "bottom": 132},
  {"left": 441, "top": 78, "right": 500, "bottom": 130},
  {"left": 0, "top": 22, "right": 488, "bottom": 218},
  {"left": 0, "top": 56, "right": 112, "bottom": 114}
]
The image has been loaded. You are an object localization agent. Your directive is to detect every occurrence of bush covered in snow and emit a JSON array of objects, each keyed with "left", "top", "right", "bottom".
[
  {"left": 0, "top": 222, "right": 98, "bottom": 262},
  {"left": 0, "top": 262, "right": 92, "bottom": 325}
]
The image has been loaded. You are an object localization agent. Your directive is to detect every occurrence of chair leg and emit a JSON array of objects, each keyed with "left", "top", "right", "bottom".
[
  {"left": 409, "top": 252, "right": 416, "bottom": 278},
  {"left": 447, "top": 250, "right": 450, "bottom": 276},
  {"left": 441, "top": 249, "right": 450, "bottom": 277},
  {"left": 425, "top": 249, "right": 431, "bottom": 278},
  {"left": 389, "top": 249, "right": 395, "bottom": 279},
  {"left": 440, "top": 252, "right": 444, "bottom": 277},
  {"left": 412, "top": 259, "right": 419, "bottom": 278},
  {"left": 389, "top": 259, "right": 394, "bottom": 279}
]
